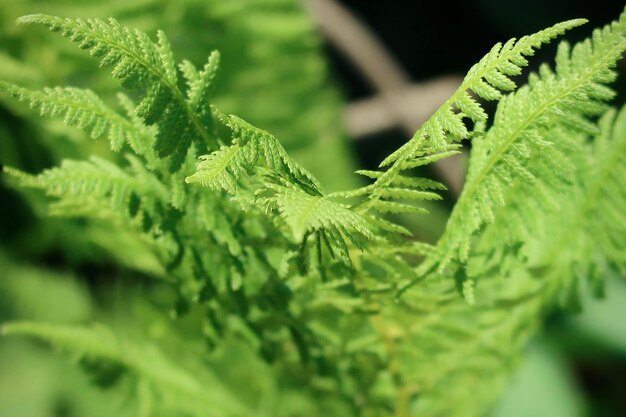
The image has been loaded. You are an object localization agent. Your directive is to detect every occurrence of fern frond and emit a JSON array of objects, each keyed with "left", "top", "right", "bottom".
[
  {"left": 10, "top": 156, "right": 168, "bottom": 229},
  {"left": 427, "top": 14, "right": 626, "bottom": 275},
  {"left": 187, "top": 110, "right": 321, "bottom": 192},
  {"left": 1, "top": 321, "right": 248, "bottom": 417},
  {"left": 355, "top": 170, "right": 447, "bottom": 191},
  {"left": 533, "top": 105, "right": 626, "bottom": 297},
  {"left": 17, "top": 14, "right": 177, "bottom": 117},
  {"left": 588, "top": 108, "right": 626, "bottom": 275},
  {"left": 17, "top": 14, "right": 218, "bottom": 169},
  {"left": 186, "top": 51, "right": 220, "bottom": 112},
  {"left": 185, "top": 112, "right": 376, "bottom": 265},
  {"left": 223, "top": 113, "right": 321, "bottom": 191},
  {"left": 332, "top": 144, "right": 459, "bottom": 234},
  {"left": 259, "top": 178, "right": 372, "bottom": 243},
  {"left": 0, "top": 82, "right": 154, "bottom": 156},
  {"left": 345, "top": 19, "right": 585, "bottom": 232},
  {"left": 381, "top": 18, "right": 586, "bottom": 165},
  {"left": 185, "top": 144, "right": 248, "bottom": 193}
]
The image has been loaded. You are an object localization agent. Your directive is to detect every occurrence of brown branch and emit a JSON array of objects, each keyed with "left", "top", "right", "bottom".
[{"left": 343, "top": 76, "right": 462, "bottom": 137}]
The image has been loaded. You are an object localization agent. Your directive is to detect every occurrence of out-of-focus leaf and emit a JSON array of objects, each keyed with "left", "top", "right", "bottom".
[
  {"left": 565, "top": 277, "right": 626, "bottom": 355},
  {"left": 490, "top": 340, "right": 586, "bottom": 417}
]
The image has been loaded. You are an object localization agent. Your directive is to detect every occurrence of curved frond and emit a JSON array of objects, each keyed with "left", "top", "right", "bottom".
[
  {"left": 257, "top": 177, "right": 373, "bottom": 266},
  {"left": 11, "top": 156, "right": 169, "bottom": 229},
  {"left": 1, "top": 321, "right": 248, "bottom": 417},
  {"left": 420, "top": 13, "right": 626, "bottom": 279},
  {"left": 338, "top": 19, "right": 585, "bottom": 239},
  {"left": 381, "top": 18, "right": 586, "bottom": 165},
  {"left": 532, "top": 105, "right": 626, "bottom": 301},
  {"left": 0, "top": 82, "right": 154, "bottom": 156},
  {"left": 17, "top": 14, "right": 218, "bottom": 170},
  {"left": 187, "top": 110, "right": 321, "bottom": 193}
]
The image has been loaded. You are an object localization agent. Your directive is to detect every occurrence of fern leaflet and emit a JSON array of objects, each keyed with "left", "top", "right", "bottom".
[{"left": 18, "top": 14, "right": 220, "bottom": 170}]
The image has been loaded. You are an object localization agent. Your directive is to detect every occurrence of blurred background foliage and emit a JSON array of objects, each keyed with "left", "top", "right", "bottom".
[{"left": 0, "top": 0, "right": 625, "bottom": 416}]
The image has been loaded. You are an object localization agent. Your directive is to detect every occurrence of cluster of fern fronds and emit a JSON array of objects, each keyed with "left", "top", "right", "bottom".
[{"left": 1, "top": 3, "right": 625, "bottom": 417}]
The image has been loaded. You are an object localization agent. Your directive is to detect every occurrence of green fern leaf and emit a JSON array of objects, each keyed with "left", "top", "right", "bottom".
[
  {"left": 534, "top": 105, "right": 626, "bottom": 296},
  {"left": 187, "top": 110, "right": 321, "bottom": 193},
  {"left": 427, "top": 13, "right": 626, "bottom": 276},
  {"left": 1, "top": 321, "right": 248, "bottom": 417},
  {"left": 355, "top": 170, "right": 447, "bottom": 190},
  {"left": 10, "top": 156, "right": 168, "bottom": 229},
  {"left": 0, "top": 82, "right": 154, "bottom": 156},
  {"left": 186, "top": 51, "right": 220, "bottom": 111},
  {"left": 18, "top": 14, "right": 217, "bottom": 169},
  {"left": 263, "top": 182, "right": 371, "bottom": 243},
  {"left": 253, "top": 176, "right": 373, "bottom": 266},
  {"left": 345, "top": 19, "right": 585, "bottom": 238},
  {"left": 381, "top": 18, "right": 586, "bottom": 165},
  {"left": 185, "top": 144, "right": 248, "bottom": 193}
]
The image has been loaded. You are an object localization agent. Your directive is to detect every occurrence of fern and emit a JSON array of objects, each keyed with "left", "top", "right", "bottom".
[
  {"left": 257, "top": 176, "right": 372, "bottom": 265},
  {"left": 340, "top": 19, "right": 586, "bottom": 227},
  {"left": 186, "top": 110, "right": 321, "bottom": 193},
  {"left": 0, "top": 321, "right": 249, "bottom": 417},
  {"left": 2, "top": 6, "right": 626, "bottom": 417},
  {"left": 426, "top": 12, "right": 626, "bottom": 275},
  {"left": 383, "top": 19, "right": 585, "bottom": 159},
  {"left": 7, "top": 156, "right": 168, "bottom": 223},
  {"left": 17, "top": 14, "right": 219, "bottom": 170},
  {"left": 526, "top": 105, "right": 626, "bottom": 305},
  {"left": 0, "top": 82, "right": 155, "bottom": 157},
  {"left": 582, "top": 109, "right": 626, "bottom": 276}
]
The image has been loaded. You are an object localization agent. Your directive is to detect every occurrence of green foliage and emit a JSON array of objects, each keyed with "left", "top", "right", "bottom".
[
  {"left": 1, "top": 3, "right": 626, "bottom": 417},
  {"left": 1, "top": 322, "right": 250, "bottom": 417},
  {"left": 341, "top": 18, "right": 587, "bottom": 227},
  {"left": 16, "top": 14, "right": 216, "bottom": 171},
  {"left": 384, "top": 18, "right": 586, "bottom": 158},
  {"left": 0, "top": 82, "right": 155, "bottom": 155},
  {"left": 186, "top": 111, "right": 321, "bottom": 192},
  {"left": 430, "top": 13, "right": 626, "bottom": 275}
]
